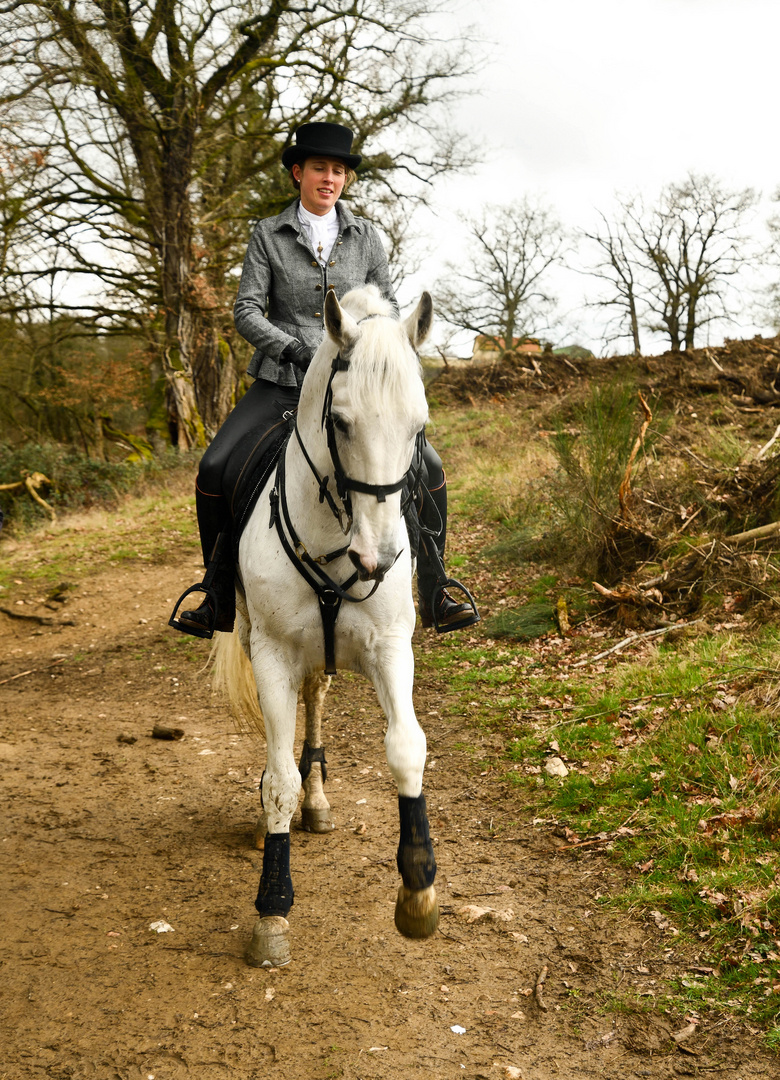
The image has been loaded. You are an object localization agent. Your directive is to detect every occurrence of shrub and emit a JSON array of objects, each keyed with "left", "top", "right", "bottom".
[
  {"left": 546, "top": 380, "right": 655, "bottom": 577},
  {"left": 0, "top": 442, "right": 197, "bottom": 532}
]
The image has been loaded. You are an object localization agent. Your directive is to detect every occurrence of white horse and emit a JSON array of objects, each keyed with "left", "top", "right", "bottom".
[{"left": 213, "top": 285, "right": 439, "bottom": 967}]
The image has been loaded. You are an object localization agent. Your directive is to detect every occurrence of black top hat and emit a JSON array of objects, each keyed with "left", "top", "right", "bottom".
[{"left": 281, "top": 122, "right": 362, "bottom": 171}]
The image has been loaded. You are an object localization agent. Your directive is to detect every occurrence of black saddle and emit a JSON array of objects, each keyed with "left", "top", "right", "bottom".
[{"left": 226, "top": 413, "right": 294, "bottom": 560}]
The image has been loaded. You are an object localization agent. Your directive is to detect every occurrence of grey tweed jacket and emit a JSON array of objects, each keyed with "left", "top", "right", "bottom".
[{"left": 234, "top": 199, "right": 397, "bottom": 387}]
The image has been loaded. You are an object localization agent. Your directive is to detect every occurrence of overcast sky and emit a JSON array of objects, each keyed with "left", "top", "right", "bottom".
[{"left": 408, "top": 0, "right": 779, "bottom": 355}]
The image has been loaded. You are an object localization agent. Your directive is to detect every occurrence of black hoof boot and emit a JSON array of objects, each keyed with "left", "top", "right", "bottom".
[{"left": 420, "top": 579, "right": 480, "bottom": 634}]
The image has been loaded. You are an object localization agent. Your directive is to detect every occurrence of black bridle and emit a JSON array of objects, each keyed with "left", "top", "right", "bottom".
[
  {"left": 269, "top": 350, "right": 426, "bottom": 674},
  {"left": 292, "top": 352, "right": 425, "bottom": 535}
]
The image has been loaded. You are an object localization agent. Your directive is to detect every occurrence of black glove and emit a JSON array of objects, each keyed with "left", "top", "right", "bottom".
[{"left": 281, "top": 340, "right": 315, "bottom": 371}]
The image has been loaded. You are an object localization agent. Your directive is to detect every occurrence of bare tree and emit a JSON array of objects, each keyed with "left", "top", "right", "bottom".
[
  {"left": 1, "top": 0, "right": 474, "bottom": 448},
  {"left": 435, "top": 198, "right": 567, "bottom": 355},
  {"left": 583, "top": 211, "right": 643, "bottom": 355},
  {"left": 763, "top": 188, "right": 780, "bottom": 332},
  {"left": 590, "top": 174, "right": 757, "bottom": 353}
]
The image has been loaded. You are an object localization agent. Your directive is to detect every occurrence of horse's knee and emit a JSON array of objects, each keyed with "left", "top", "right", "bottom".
[
  {"left": 385, "top": 721, "right": 426, "bottom": 796},
  {"left": 262, "top": 766, "right": 300, "bottom": 830}
]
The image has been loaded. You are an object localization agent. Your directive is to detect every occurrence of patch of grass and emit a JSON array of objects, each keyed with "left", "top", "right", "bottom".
[
  {"left": 696, "top": 428, "right": 752, "bottom": 469},
  {"left": 0, "top": 442, "right": 199, "bottom": 533},
  {"left": 0, "top": 483, "right": 199, "bottom": 600},
  {"left": 766, "top": 1025, "right": 780, "bottom": 1051},
  {"left": 486, "top": 603, "right": 556, "bottom": 640},
  {"left": 427, "top": 404, "right": 555, "bottom": 526},
  {"left": 428, "top": 625, "right": 780, "bottom": 1029}
]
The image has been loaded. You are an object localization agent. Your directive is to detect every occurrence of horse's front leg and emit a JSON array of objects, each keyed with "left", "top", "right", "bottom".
[
  {"left": 373, "top": 636, "right": 439, "bottom": 940},
  {"left": 299, "top": 671, "right": 334, "bottom": 833},
  {"left": 251, "top": 671, "right": 333, "bottom": 849},
  {"left": 245, "top": 662, "right": 300, "bottom": 969}
]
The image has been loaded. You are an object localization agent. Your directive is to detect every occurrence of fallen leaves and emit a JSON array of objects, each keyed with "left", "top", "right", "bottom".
[
  {"left": 650, "top": 910, "right": 679, "bottom": 936},
  {"left": 698, "top": 806, "right": 757, "bottom": 834}
]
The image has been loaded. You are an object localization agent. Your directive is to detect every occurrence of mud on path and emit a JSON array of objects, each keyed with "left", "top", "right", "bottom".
[{"left": 0, "top": 550, "right": 775, "bottom": 1079}]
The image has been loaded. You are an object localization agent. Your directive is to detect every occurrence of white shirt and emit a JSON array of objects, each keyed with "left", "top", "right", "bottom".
[{"left": 297, "top": 202, "right": 339, "bottom": 266}]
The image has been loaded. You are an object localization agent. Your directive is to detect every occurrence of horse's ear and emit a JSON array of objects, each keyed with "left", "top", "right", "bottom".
[
  {"left": 404, "top": 292, "right": 433, "bottom": 349},
  {"left": 324, "top": 290, "right": 359, "bottom": 350}
]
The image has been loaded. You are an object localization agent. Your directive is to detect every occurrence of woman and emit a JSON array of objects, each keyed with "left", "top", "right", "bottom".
[{"left": 170, "top": 121, "right": 478, "bottom": 638}]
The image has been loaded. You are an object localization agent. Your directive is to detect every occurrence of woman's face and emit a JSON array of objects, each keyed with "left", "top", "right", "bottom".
[{"left": 293, "top": 156, "right": 347, "bottom": 216}]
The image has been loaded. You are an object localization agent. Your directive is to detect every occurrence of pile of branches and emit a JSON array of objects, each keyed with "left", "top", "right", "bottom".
[
  {"left": 432, "top": 334, "right": 780, "bottom": 409},
  {"left": 592, "top": 449, "right": 780, "bottom": 630},
  {"left": 430, "top": 352, "right": 583, "bottom": 403}
]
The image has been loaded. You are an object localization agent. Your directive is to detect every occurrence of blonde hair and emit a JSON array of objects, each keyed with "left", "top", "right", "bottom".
[{"left": 290, "top": 159, "right": 357, "bottom": 193}]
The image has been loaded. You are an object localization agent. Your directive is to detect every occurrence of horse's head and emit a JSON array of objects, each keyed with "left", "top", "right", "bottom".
[{"left": 319, "top": 287, "right": 432, "bottom": 581}]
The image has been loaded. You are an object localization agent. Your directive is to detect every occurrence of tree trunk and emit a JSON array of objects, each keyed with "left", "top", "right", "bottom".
[
  {"left": 629, "top": 293, "right": 641, "bottom": 355},
  {"left": 191, "top": 326, "right": 239, "bottom": 439},
  {"left": 684, "top": 290, "right": 699, "bottom": 350},
  {"left": 665, "top": 306, "right": 681, "bottom": 351},
  {"left": 158, "top": 122, "right": 208, "bottom": 450}
]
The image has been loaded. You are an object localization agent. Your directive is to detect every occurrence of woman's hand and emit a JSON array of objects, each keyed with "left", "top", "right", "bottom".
[{"left": 281, "top": 341, "right": 315, "bottom": 371}]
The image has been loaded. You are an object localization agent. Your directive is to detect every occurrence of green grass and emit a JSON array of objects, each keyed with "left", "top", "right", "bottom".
[
  {"left": 417, "top": 378, "right": 780, "bottom": 1039},
  {"left": 422, "top": 621, "right": 780, "bottom": 1032},
  {"left": 0, "top": 485, "right": 199, "bottom": 599}
]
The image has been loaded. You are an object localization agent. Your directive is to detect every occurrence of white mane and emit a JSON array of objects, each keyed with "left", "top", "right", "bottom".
[
  {"left": 340, "top": 283, "right": 394, "bottom": 322},
  {"left": 337, "top": 286, "right": 423, "bottom": 415}
]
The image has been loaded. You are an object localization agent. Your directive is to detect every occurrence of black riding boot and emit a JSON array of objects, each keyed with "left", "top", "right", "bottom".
[
  {"left": 169, "top": 488, "right": 236, "bottom": 638},
  {"left": 417, "top": 478, "right": 480, "bottom": 634}
]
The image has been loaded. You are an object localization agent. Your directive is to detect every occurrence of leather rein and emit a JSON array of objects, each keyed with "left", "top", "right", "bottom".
[{"left": 269, "top": 351, "right": 426, "bottom": 674}]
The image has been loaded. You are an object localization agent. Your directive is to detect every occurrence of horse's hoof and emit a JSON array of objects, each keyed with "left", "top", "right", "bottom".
[
  {"left": 244, "top": 916, "right": 291, "bottom": 968},
  {"left": 301, "top": 806, "right": 335, "bottom": 833},
  {"left": 394, "top": 884, "right": 439, "bottom": 939},
  {"left": 253, "top": 813, "right": 267, "bottom": 851}
]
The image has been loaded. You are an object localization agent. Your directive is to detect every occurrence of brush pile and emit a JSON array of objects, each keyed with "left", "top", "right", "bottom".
[{"left": 433, "top": 335, "right": 780, "bottom": 632}]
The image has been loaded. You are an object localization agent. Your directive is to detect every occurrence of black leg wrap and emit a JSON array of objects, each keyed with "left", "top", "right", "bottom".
[
  {"left": 397, "top": 793, "right": 437, "bottom": 891},
  {"left": 298, "top": 740, "right": 327, "bottom": 784},
  {"left": 255, "top": 832, "right": 294, "bottom": 917}
]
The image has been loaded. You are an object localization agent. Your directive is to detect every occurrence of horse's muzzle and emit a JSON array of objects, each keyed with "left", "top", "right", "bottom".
[{"left": 348, "top": 549, "right": 388, "bottom": 582}]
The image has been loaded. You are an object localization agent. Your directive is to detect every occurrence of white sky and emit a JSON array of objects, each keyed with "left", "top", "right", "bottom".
[{"left": 404, "top": 0, "right": 780, "bottom": 355}]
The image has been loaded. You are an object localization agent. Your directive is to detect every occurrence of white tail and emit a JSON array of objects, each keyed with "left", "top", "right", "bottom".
[{"left": 210, "top": 628, "right": 265, "bottom": 737}]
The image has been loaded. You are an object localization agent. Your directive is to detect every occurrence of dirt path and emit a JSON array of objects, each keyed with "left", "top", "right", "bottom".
[{"left": 0, "top": 550, "right": 775, "bottom": 1079}]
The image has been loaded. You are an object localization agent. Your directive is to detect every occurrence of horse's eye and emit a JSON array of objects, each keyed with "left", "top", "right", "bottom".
[{"left": 332, "top": 414, "right": 350, "bottom": 435}]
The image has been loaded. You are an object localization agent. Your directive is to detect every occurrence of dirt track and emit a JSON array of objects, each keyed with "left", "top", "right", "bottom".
[{"left": 1, "top": 549, "right": 776, "bottom": 1079}]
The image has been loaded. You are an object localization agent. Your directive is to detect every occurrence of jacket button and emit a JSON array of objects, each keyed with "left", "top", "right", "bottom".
[
  {"left": 314, "top": 311, "right": 321, "bottom": 317},
  {"left": 327, "top": 284, "right": 335, "bottom": 291},
  {"left": 329, "top": 261, "right": 336, "bottom": 266},
  {"left": 311, "top": 260, "right": 317, "bottom": 266},
  {"left": 315, "top": 284, "right": 322, "bottom": 290}
]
